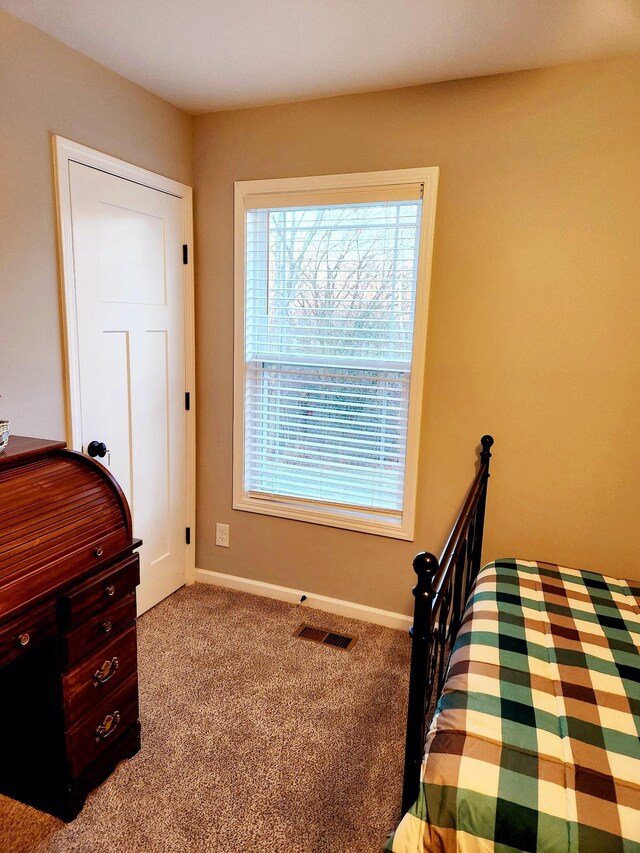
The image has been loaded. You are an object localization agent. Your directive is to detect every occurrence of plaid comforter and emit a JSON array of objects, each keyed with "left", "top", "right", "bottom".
[{"left": 387, "top": 559, "right": 640, "bottom": 852}]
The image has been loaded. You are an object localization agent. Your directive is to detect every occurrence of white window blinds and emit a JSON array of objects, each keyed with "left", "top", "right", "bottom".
[{"left": 242, "top": 190, "right": 423, "bottom": 515}]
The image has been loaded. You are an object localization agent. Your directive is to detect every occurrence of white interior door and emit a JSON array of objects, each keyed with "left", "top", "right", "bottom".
[{"left": 67, "top": 161, "right": 188, "bottom": 614}]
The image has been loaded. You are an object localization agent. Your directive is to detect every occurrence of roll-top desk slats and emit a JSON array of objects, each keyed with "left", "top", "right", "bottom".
[{"left": 0, "top": 436, "right": 142, "bottom": 820}]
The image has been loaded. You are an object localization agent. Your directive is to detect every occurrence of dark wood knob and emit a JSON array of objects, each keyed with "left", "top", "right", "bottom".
[
  {"left": 105, "top": 584, "right": 115, "bottom": 597},
  {"left": 102, "top": 621, "right": 112, "bottom": 633}
]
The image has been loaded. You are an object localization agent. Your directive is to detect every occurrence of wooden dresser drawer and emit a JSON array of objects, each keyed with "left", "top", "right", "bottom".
[
  {"left": 59, "top": 555, "right": 139, "bottom": 630},
  {"left": 0, "top": 599, "right": 57, "bottom": 668},
  {"left": 67, "top": 674, "right": 139, "bottom": 777},
  {"left": 63, "top": 624, "right": 138, "bottom": 728},
  {"left": 63, "top": 591, "right": 136, "bottom": 667}
]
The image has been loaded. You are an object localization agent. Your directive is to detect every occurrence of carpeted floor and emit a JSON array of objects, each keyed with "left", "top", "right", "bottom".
[{"left": 0, "top": 583, "right": 411, "bottom": 853}]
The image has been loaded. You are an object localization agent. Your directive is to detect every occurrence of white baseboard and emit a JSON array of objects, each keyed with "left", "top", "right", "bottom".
[{"left": 194, "top": 568, "right": 412, "bottom": 631}]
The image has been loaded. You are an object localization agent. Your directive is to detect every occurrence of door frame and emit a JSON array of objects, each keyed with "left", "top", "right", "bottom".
[{"left": 52, "top": 135, "right": 196, "bottom": 585}]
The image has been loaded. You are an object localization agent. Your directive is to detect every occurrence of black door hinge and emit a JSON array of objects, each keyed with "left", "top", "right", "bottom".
[
  {"left": 186, "top": 527, "right": 191, "bottom": 545},
  {"left": 183, "top": 244, "right": 188, "bottom": 264},
  {"left": 185, "top": 392, "right": 191, "bottom": 411}
]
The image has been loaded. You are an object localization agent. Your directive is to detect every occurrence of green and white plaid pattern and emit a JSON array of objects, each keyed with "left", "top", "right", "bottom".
[{"left": 387, "top": 559, "right": 640, "bottom": 852}]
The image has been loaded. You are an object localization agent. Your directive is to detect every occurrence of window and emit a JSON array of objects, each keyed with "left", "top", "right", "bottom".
[{"left": 233, "top": 168, "right": 438, "bottom": 539}]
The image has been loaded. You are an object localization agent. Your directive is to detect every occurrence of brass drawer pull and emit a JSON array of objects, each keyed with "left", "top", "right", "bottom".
[
  {"left": 93, "top": 656, "right": 119, "bottom": 686},
  {"left": 102, "top": 620, "right": 113, "bottom": 634},
  {"left": 17, "top": 632, "right": 30, "bottom": 647},
  {"left": 95, "top": 710, "right": 121, "bottom": 742},
  {"left": 94, "top": 546, "right": 104, "bottom": 558},
  {"left": 105, "top": 584, "right": 116, "bottom": 597}
]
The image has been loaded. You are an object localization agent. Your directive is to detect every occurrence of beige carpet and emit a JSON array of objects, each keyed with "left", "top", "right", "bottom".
[{"left": 0, "top": 583, "right": 411, "bottom": 852}]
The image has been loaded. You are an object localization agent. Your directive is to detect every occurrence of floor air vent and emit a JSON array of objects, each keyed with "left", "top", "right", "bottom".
[{"left": 294, "top": 623, "right": 357, "bottom": 651}]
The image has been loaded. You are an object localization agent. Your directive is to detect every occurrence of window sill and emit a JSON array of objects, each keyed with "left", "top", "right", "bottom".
[{"left": 232, "top": 494, "right": 414, "bottom": 540}]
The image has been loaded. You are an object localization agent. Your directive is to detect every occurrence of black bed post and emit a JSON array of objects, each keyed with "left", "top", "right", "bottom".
[
  {"left": 471, "top": 435, "right": 494, "bottom": 583},
  {"left": 400, "top": 435, "right": 495, "bottom": 817},
  {"left": 401, "top": 550, "right": 439, "bottom": 815}
]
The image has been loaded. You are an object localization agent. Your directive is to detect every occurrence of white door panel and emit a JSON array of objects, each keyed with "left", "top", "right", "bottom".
[{"left": 69, "top": 162, "right": 187, "bottom": 614}]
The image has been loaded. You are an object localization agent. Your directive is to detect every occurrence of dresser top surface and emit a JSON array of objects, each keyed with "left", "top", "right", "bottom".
[{"left": 0, "top": 435, "right": 67, "bottom": 467}]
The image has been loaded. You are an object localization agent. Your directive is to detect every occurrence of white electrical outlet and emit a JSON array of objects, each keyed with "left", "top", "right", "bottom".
[{"left": 215, "top": 523, "right": 229, "bottom": 547}]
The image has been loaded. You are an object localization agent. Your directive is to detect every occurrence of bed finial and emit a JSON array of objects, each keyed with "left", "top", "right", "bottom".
[
  {"left": 480, "top": 434, "right": 494, "bottom": 465},
  {"left": 412, "top": 551, "right": 439, "bottom": 597}
]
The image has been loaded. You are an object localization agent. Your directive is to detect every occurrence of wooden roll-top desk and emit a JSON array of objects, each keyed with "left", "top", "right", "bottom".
[{"left": 0, "top": 436, "right": 142, "bottom": 820}]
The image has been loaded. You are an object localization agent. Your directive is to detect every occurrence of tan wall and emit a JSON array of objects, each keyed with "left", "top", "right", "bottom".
[
  {"left": 194, "top": 53, "right": 640, "bottom": 614},
  {"left": 0, "top": 11, "right": 193, "bottom": 440}
]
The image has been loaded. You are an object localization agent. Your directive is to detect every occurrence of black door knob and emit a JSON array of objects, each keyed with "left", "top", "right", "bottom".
[{"left": 87, "top": 441, "right": 107, "bottom": 458}]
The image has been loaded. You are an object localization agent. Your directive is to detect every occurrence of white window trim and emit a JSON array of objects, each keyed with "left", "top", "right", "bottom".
[{"left": 233, "top": 167, "right": 439, "bottom": 540}]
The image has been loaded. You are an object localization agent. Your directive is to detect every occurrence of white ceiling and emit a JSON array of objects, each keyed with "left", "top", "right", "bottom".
[{"left": 3, "top": 0, "right": 640, "bottom": 114}]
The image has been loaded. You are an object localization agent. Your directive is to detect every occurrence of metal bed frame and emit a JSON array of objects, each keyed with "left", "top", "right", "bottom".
[{"left": 401, "top": 435, "right": 494, "bottom": 814}]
